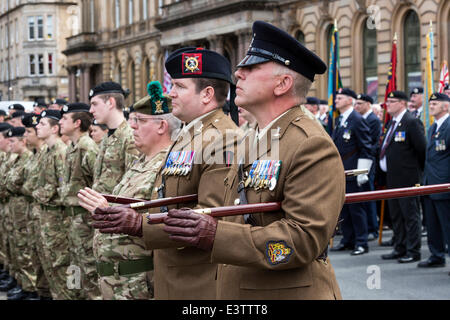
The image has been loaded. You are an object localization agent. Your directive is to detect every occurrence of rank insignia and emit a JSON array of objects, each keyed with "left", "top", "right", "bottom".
[
  {"left": 182, "top": 53, "right": 202, "bottom": 75},
  {"left": 266, "top": 241, "right": 292, "bottom": 265}
]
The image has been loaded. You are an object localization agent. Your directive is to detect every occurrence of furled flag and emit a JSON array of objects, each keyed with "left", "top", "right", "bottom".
[
  {"left": 423, "top": 21, "right": 435, "bottom": 135},
  {"left": 381, "top": 33, "right": 397, "bottom": 134},
  {"left": 326, "top": 20, "right": 342, "bottom": 134},
  {"left": 438, "top": 60, "right": 449, "bottom": 93},
  {"left": 163, "top": 50, "right": 172, "bottom": 94}
]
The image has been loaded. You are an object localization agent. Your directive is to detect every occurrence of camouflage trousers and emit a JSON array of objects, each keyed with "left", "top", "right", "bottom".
[
  {"left": 29, "top": 202, "right": 51, "bottom": 297},
  {"left": 3, "top": 200, "right": 18, "bottom": 281},
  {"left": 0, "top": 202, "right": 10, "bottom": 272},
  {"left": 99, "top": 271, "right": 153, "bottom": 300},
  {"left": 38, "top": 205, "right": 75, "bottom": 300},
  {"left": 0, "top": 203, "right": 6, "bottom": 267},
  {"left": 66, "top": 206, "right": 101, "bottom": 300},
  {"left": 9, "top": 196, "right": 35, "bottom": 292}
]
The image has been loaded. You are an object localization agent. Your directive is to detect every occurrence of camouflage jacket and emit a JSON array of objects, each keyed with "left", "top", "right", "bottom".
[
  {"left": 0, "top": 153, "right": 18, "bottom": 200},
  {"left": 22, "top": 144, "right": 48, "bottom": 198},
  {"left": 5, "top": 150, "right": 33, "bottom": 196},
  {"left": 92, "top": 120, "right": 140, "bottom": 194},
  {"left": 95, "top": 150, "right": 167, "bottom": 263},
  {"left": 32, "top": 139, "right": 67, "bottom": 206},
  {"left": 61, "top": 133, "right": 98, "bottom": 207}
]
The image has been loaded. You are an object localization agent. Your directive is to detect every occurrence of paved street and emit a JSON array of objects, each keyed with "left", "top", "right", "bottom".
[{"left": 1, "top": 231, "right": 448, "bottom": 300}]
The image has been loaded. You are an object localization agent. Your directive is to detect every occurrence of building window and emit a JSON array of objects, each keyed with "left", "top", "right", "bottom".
[
  {"left": 158, "top": 0, "right": 163, "bottom": 16},
  {"left": 38, "top": 54, "right": 44, "bottom": 75},
  {"left": 37, "top": 16, "right": 44, "bottom": 40},
  {"left": 10, "top": 22, "right": 13, "bottom": 45},
  {"left": 28, "top": 17, "right": 35, "bottom": 40},
  {"left": 129, "top": 0, "right": 133, "bottom": 25},
  {"left": 142, "top": 0, "right": 148, "bottom": 20},
  {"left": 90, "top": 0, "right": 95, "bottom": 32},
  {"left": 47, "top": 15, "right": 53, "bottom": 39},
  {"left": 15, "top": 19, "right": 18, "bottom": 43},
  {"left": 326, "top": 24, "right": 334, "bottom": 66},
  {"left": 363, "top": 19, "right": 378, "bottom": 102},
  {"left": 403, "top": 10, "right": 421, "bottom": 94},
  {"left": 115, "top": 0, "right": 120, "bottom": 29},
  {"left": 48, "top": 53, "right": 54, "bottom": 74},
  {"left": 29, "top": 55, "right": 36, "bottom": 75},
  {"left": 295, "top": 30, "right": 305, "bottom": 45},
  {"left": 16, "top": 56, "right": 19, "bottom": 78}
]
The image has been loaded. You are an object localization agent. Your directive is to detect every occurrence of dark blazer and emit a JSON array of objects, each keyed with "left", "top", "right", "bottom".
[
  {"left": 332, "top": 109, "right": 372, "bottom": 181},
  {"left": 383, "top": 110, "right": 426, "bottom": 188},
  {"left": 423, "top": 116, "right": 450, "bottom": 200},
  {"left": 365, "top": 111, "right": 382, "bottom": 160}
]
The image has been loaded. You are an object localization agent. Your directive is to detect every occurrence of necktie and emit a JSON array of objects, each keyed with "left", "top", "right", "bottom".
[{"left": 380, "top": 120, "right": 396, "bottom": 159}]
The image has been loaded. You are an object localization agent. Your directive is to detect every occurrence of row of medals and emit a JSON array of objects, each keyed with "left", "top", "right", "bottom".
[
  {"left": 244, "top": 160, "right": 282, "bottom": 191},
  {"left": 161, "top": 151, "right": 195, "bottom": 176}
]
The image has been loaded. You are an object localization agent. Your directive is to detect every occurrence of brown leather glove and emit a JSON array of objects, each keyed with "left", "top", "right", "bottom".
[
  {"left": 163, "top": 208, "right": 217, "bottom": 251},
  {"left": 92, "top": 206, "right": 143, "bottom": 237}
]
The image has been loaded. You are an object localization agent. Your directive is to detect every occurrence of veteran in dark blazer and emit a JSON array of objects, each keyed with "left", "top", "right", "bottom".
[
  {"left": 380, "top": 91, "right": 426, "bottom": 263},
  {"left": 418, "top": 93, "right": 450, "bottom": 270},
  {"left": 331, "top": 88, "right": 373, "bottom": 256},
  {"left": 161, "top": 21, "right": 345, "bottom": 300},
  {"left": 355, "top": 94, "right": 382, "bottom": 240}
]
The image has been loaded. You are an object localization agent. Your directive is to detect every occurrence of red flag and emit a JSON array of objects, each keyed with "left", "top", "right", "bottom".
[{"left": 381, "top": 36, "right": 397, "bottom": 134}]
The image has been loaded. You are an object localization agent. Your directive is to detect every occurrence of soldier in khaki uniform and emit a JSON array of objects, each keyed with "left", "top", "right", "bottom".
[
  {"left": 59, "top": 103, "right": 100, "bottom": 300},
  {"left": 33, "top": 110, "right": 73, "bottom": 300},
  {"left": 4, "top": 127, "right": 35, "bottom": 300},
  {"left": 90, "top": 48, "right": 239, "bottom": 299},
  {"left": 21, "top": 113, "right": 52, "bottom": 300},
  {"left": 78, "top": 81, "right": 181, "bottom": 299},
  {"left": 163, "top": 21, "right": 345, "bottom": 300}
]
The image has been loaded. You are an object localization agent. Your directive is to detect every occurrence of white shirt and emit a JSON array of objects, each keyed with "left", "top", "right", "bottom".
[
  {"left": 362, "top": 109, "right": 373, "bottom": 120},
  {"left": 379, "top": 109, "right": 407, "bottom": 172},
  {"left": 339, "top": 107, "right": 354, "bottom": 127},
  {"left": 435, "top": 113, "right": 449, "bottom": 132}
]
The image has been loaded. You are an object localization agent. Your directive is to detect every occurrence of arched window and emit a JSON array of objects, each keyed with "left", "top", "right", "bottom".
[
  {"left": 363, "top": 19, "right": 378, "bottom": 102},
  {"left": 403, "top": 10, "right": 421, "bottom": 94},
  {"left": 115, "top": 0, "right": 120, "bottom": 29},
  {"left": 326, "top": 24, "right": 334, "bottom": 66},
  {"left": 295, "top": 30, "right": 305, "bottom": 45},
  {"left": 128, "top": 0, "right": 133, "bottom": 25}
]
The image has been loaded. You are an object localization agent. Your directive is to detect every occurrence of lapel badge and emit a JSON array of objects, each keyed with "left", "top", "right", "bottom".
[{"left": 343, "top": 129, "right": 351, "bottom": 140}]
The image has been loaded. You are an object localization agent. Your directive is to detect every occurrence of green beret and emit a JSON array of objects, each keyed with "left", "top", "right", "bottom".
[{"left": 133, "top": 81, "right": 172, "bottom": 115}]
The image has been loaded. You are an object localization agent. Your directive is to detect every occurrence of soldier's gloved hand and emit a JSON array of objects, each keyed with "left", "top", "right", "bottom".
[
  {"left": 357, "top": 174, "right": 369, "bottom": 187},
  {"left": 92, "top": 206, "right": 143, "bottom": 237},
  {"left": 163, "top": 208, "right": 218, "bottom": 251}
]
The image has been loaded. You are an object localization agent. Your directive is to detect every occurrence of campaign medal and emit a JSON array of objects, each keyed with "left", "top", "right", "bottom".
[
  {"left": 342, "top": 129, "right": 351, "bottom": 141},
  {"left": 395, "top": 131, "right": 405, "bottom": 142},
  {"left": 435, "top": 140, "right": 446, "bottom": 151},
  {"left": 269, "top": 161, "right": 281, "bottom": 191},
  {"left": 245, "top": 161, "right": 258, "bottom": 187}
]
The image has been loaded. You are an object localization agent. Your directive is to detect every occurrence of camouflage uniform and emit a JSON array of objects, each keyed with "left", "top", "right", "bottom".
[
  {"left": 0, "top": 152, "right": 18, "bottom": 276},
  {"left": 91, "top": 120, "right": 140, "bottom": 299},
  {"left": 0, "top": 150, "right": 6, "bottom": 266},
  {"left": 32, "top": 139, "right": 73, "bottom": 300},
  {"left": 22, "top": 144, "right": 51, "bottom": 298},
  {"left": 96, "top": 151, "right": 167, "bottom": 300},
  {"left": 60, "top": 133, "right": 100, "bottom": 300},
  {"left": 5, "top": 149, "right": 33, "bottom": 291}
]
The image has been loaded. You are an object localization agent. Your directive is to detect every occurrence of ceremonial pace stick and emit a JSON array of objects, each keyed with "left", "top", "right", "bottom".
[
  {"left": 145, "top": 183, "right": 450, "bottom": 224},
  {"left": 102, "top": 169, "right": 368, "bottom": 205}
]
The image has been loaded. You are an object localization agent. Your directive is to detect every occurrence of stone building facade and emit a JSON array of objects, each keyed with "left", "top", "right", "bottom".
[
  {"left": 0, "top": 0, "right": 77, "bottom": 102},
  {"left": 65, "top": 0, "right": 450, "bottom": 104}
]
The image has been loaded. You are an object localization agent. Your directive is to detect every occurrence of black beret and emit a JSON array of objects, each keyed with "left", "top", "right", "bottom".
[
  {"left": 319, "top": 99, "right": 328, "bottom": 105},
  {"left": 21, "top": 113, "right": 41, "bottom": 128},
  {"left": 52, "top": 98, "right": 67, "bottom": 106},
  {"left": 165, "top": 47, "right": 232, "bottom": 83},
  {"left": 410, "top": 87, "right": 424, "bottom": 96},
  {"left": 0, "top": 122, "right": 13, "bottom": 132},
  {"left": 61, "top": 102, "right": 90, "bottom": 115},
  {"left": 237, "top": 21, "right": 327, "bottom": 82},
  {"left": 8, "top": 104, "right": 25, "bottom": 111},
  {"left": 387, "top": 90, "right": 409, "bottom": 101},
  {"left": 11, "top": 111, "right": 26, "bottom": 119},
  {"left": 6, "top": 126, "right": 26, "bottom": 138},
  {"left": 40, "top": 109, "right": 62, "bottom": 121},
  {"left": 0, "top": 110, "right": 6, "bottom": 116},
  {"left": 429, "top": 92, "right": 450, "bottom": 102},
  {"left": 336, "top": 88, "right": 357, "bottom": 99},
  {"left": 89, "top": 81, "right": 129, "bottom": 100},
  {"left": 33, "top": 101, "right": 47, "bottom": 109},
  {"left": 306, "top": 97, "right": 320, "bottom": 105},
  {"left": 134, "top": 81, "right": 172, "bottom": 116},
  {"left": 356, "top": 94, "right": 374, "bottom": 104}
]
